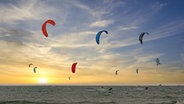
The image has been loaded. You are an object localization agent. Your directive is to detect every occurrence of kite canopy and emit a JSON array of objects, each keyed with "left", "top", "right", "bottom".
[
  {"left": 33, "top": 67, "right": 37, "bottom": 73},
  {"left": 136, "top": 68, "right": 139, "bottom": 74},
  {"left": 71, "top": 63, "right": 77, "bottom": 73},
  {"left": 42, "top": 19, "right": 56, "bottom": 37},
  {"left": 139, "top": 32, "right": 149, "bottom": 44},
  {"left": 156, "top": 58, "right": 161, "bottom": 66},
  {"left": 96, "top": 30, "right": 108, "bottom": 44},
  {"left": 115, "top": 70, "right": 119, "bottom": 75},
  {"left": 29, "top": 63, "right": 33, "bottom": 67}
]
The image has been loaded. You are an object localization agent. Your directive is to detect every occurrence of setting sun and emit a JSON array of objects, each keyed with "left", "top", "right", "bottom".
[{"left": 38, "top": 78, "right": 47, "bottom": 84}]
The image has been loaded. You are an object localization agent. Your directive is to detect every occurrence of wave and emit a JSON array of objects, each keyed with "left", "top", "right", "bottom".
[
  {"left": 0, "top": 100, "right": 111, "bottom": 104},
  {"left": 0, "top": 100, "right": 62, "bottom": 104}
]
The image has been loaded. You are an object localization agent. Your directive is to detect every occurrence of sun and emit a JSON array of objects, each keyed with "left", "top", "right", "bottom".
[{"left": 38, "top": 78, "right": 47, "bottom": 84}]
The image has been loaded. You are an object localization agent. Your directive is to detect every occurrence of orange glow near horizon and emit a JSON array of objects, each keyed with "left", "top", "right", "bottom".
[{"left": 0, "top": 63, "right": 184, "bottom": 85}]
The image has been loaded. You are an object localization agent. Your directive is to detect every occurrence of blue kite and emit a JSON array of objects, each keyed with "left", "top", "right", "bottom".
[{"left": 96, "top": 30, "right": 108, "bottom": 45}]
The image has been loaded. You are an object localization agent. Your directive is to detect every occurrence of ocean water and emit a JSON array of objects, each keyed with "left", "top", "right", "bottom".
[{"left": 0, "top": 86, "right": 184, "bottom": 104}]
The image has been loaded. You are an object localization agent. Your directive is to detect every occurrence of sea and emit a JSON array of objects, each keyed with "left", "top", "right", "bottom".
[{"left": 0, "top": 86, "right": 184, "bottom": 104}]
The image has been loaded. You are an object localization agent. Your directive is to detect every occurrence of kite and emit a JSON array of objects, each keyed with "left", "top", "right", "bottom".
[
  {"left": 115, "top": 70, "right": 119, "bottom": 75},
  {"left": 156, "top": 58, "right": 161, "bottom": 66},
  {"left": 42, "top": 19, "right": 56, "bottom": 37},
  {"left": 139, "top": 32, "right": 149, "bottom": 44},
  {"left": 71, "top": 63, "right": 77, "bottom": 73},
  {"left": 96, "top": 30, "right": 108, "bottom": 44},
  {"left": 29, "top": 63, "right": 33, "bottom": 67},
  {"left": 33, "top": 67, "right": 37, "bottom": 73}
]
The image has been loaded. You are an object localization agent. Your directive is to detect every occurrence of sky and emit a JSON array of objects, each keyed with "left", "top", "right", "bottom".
[{"left": 0, "top": 0, "right": 184, "bottom": 85}]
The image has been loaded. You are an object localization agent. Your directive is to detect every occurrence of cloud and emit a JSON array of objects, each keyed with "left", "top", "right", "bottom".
[
  {"left": 146, "top": 20, "right": 184, "bottom": 43},
  {"left": 71, "top": 0, "right": 124, "bottom": 23},
  {"left": 70, "top": 1, "right": 106, "bottom": 20},
  {"left": 103, "top": 19, "right": 184, "bottom": 51},
  {"left": 0, "top": 26, "right": 32, "bottom": 37},
  {"left": 181, "top": 53, "right": 184, "bottom": 68},
  {"left": 49, "top": 31, "right": 96, "bottom": 48},
  {"left": 0, "top": 0, "right": 55, "bottom": 24},
  {"left": 151, "top": 2, "right": 167, "bottom": 11},
  {"left": 0, "top": 0, "right": 183, "bottom": 84},
  {"left": 90, "top": 20, "right": 114, "bottom": 28},
  {"left": 119, "top": 25, "right": 138, "bottom": 31}
]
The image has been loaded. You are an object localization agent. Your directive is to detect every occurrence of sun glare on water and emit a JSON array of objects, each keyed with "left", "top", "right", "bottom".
[{"left": 38, "top": 78, "right": 47, "bottom": 84}]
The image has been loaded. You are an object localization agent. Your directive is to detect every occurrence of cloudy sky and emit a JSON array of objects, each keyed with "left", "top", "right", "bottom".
[{"left": 0, "top": 0, "right": 184, "bottom": 85}]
